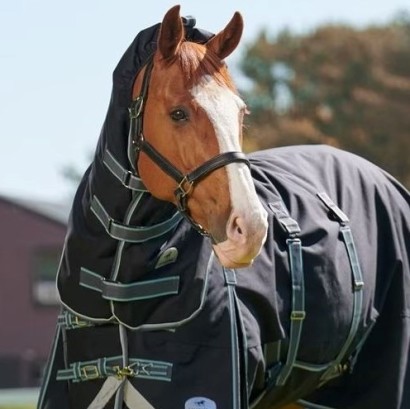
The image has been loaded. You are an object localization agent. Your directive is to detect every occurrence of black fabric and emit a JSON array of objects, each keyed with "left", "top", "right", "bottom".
[
  {"left": 39, "top": 16, "right": 410, "bottom": 409},
  {"left": 245, "top": 146, "right": 410, "bottom": 408}
]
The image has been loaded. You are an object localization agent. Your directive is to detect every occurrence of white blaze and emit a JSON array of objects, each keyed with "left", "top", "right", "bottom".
[{"left": 190, "top": 76, "right": 266, "bottom": 225}]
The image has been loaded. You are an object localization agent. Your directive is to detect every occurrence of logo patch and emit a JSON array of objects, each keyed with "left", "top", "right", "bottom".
[
  {"left": 155, "top": 247, "right": 178, "bottom": 269},
  {"left": 185, "top": 397, "right": 217, "bottom": 409}
]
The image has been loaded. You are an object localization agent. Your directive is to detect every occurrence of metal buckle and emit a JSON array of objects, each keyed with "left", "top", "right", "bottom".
[
  {"left": 73, "top": 315, "right": 89, "bottom": 328},
  {"left": 176, "top": 176, "right": 194, "bottom": 198},
  {"left": 291, "top": 311, "right": 306, "bottom": 320},
  {"left": 81, "top": 365, "right": 100, "bottom": 380},
  {"left": 121, "top": 170, "right": 133, "bottom": 187},
  {"left": 115, "top": 366, "right": 135, "bottom": 379}
]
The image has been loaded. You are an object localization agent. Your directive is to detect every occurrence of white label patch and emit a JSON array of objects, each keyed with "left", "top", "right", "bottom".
[
  {"left": 185, "top": 397, "right": 217, "bottom": 409},
  {"left": 154, "top": 247, "right": 178, "bottom": 269}
]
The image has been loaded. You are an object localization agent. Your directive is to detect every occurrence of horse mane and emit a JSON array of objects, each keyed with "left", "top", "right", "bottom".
[{"left": 175, "top": 41, "right": 238, "bottom": 91}]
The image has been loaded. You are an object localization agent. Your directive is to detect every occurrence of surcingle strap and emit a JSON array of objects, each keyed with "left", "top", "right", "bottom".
[
  {"left": 90, "top": 195, "right": 183, "bottom": 242},
  {"left": 268, "top": 202, "right": 305, "bottom": 386},
  {"left": 317, "top": 192, "right": 364, "bottom": 382},
  {"left": 103, "top": 149, "right": 147, "bottom": 192},
  {"left": 58, "top": 310, "right": 95, "bottom": 330},
  {"left": 56, "top": 356, "right": 172, "bottom": 383},
  {"left": 80, "top": 267, "right": 180, "bottom": 302}
]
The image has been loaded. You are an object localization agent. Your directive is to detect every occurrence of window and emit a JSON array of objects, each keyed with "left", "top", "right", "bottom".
[{"left": 32, "top": 248, "right": 61, "bottom": 306}]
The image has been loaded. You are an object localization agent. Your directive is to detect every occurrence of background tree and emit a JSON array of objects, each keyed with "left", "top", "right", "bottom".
[{"left": 240, "top": 12, "right": 410, "bottom": 187}]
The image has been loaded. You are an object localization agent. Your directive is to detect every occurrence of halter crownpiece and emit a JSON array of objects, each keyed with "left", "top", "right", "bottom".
[{"left": 129, "top": 57, "right": 251, "bottom": 237}]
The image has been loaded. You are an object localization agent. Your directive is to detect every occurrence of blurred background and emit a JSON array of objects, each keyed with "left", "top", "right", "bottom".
[{"left": 1, "top": 0, "right": 409, "bottom": 407}]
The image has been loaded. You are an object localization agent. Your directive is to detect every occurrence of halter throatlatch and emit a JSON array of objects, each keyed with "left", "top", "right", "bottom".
[{"left": 129, "top": 58, "right": 250, "bottom": 237}]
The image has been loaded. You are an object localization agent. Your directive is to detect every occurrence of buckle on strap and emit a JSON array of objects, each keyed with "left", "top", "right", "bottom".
[
  {"left": 90, "top": 195, "right": 183, "bottom": 243},
  {"left": 81, "top": 365, "right": 100, "bottom": 380},
  {"left": 291, "top": 311, "right": 306, "bottom": 320},
  {"left": 103, "top": 149, "right": 147, "bottom": 192}
]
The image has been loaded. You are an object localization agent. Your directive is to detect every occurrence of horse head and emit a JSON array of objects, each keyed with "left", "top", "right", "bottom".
[{"left": 131, "top": 5, "right": 268, "bottom": 268}]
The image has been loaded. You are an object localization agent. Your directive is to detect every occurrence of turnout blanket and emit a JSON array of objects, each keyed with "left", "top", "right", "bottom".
[{"left": 38, "top": 17, "right": 410, "bottom": 409}]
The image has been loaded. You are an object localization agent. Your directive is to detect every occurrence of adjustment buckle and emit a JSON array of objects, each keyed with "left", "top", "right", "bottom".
[
  {"left": 73, "top": 315, "right": 89, "bottom": 328},
  {"left": 291, "top": 311, "right": 306, "bottom": 321},
  {"left": 81, "top": 365, "right": 100, "bottom": 380},
  {"left": 176, "top": 176, "right": 194, "bottom": 198}
]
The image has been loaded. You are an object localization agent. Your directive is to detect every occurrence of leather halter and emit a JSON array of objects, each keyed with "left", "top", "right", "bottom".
[{"left": 129, "top": 57, "right": 250, "bottom": 237}]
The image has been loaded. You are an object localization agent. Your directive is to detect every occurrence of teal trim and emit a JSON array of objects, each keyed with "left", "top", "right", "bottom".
[
  {"left": 349, "top": 319, "right": 377, "bottom": 371},
  {"left": 224, "top": 269, "right": 240, "bottom": 409},
  {"left": 321, "top": 227, "right": 364, "bottom": 381},
  {"left": 276, "top": 238, "right": 305, "bottom": 386},
  {"left": 269, "top": 201, "right": 306, "bottom": 387},
  {"left": 91, "top": 195, "right": 183, "bottom": 243},
  {"left": 103, "top": 149, "right": 147, "bottom": 192},
  {"left": 234, "top": 286, "right": 250, "bottom": 405},
  {"left": 56, "top": 356, "right": 173, "bottom": 383},
  {"left": 315, "top": 194, "right": 365, "bottom": 383},
  {"left": 341, "top": 226, "right": 364, "bottom": 290},
  {"left": 58, "top": 310, "right": 94, "bottom": 330},
  {"left": 80, "top": 267, "right": 180, "bottom": 302}
]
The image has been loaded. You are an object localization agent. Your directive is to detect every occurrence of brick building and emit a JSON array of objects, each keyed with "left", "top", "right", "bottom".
[{"left": 0, "top": 194, "right": 69, "bottom": 388}]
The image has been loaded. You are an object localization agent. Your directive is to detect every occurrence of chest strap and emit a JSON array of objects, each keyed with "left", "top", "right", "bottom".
[
  {"left": 269, "top": 202, "right": 305, "bottom": 386},
  {"left": 90, "top": 195, "right": 182, "bottom": 243},
  {"left": 80, "top": 267, "right": 180, "bottom": 302},
  {"left": 56, "top": 355, "right": 172, "bottom": 383}
]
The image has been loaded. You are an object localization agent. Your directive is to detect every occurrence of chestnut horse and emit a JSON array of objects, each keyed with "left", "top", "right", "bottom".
[
  {"left": 131, "top": 5, "right": 298, "bottom": 408},
  {"left": 38, "top": 4, "right": 410, "bottom": 409}
]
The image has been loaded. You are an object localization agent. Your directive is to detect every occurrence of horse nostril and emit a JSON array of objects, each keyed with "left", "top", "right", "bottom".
[{"left": 229, "top": 216, "right": 246, "bottom": 240}]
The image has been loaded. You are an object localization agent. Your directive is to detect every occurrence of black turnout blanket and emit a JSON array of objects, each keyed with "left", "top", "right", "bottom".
[{"left": 38, "top": 18, "right": 410, "bottom": 409}]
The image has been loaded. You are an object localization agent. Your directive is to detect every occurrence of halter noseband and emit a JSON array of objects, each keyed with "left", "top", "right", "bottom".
[{"left": 129, "top": 57, "right": 250, "bottom": 237}]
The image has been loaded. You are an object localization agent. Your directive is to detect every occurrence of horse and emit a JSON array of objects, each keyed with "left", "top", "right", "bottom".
[{"left": 38, "top": 5, "right": 410, "bottom": 409}]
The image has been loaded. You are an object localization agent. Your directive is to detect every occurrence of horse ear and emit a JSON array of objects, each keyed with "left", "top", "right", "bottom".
[
  {"left": 157, "top": 5, "right": 184, "bottom": 60},
  {"left": 206, "top": 12, "right": 244, "bottom": 60}
]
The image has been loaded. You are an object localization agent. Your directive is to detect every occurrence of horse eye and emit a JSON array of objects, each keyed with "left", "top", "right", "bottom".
[{"left": 170, "top": 108, "right": 188, "bottom": 122}]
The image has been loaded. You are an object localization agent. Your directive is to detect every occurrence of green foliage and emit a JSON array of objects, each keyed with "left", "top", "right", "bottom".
[{"left": 240, "top": 12, "right": 410, "bottom": 187}]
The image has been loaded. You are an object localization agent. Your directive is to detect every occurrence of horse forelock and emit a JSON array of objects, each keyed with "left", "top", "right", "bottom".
[{"left": 176, "top": 42, "right": 237, "bottom": 91}]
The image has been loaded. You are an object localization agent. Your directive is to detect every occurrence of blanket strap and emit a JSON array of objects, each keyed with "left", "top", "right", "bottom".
[
  {"left": 57, "top": 310, "right": 95, "bottom": 329},
  {"left": 317, "top": 192, "right": 364, "bottom": 382},
  {"left": 90, "top": 195, "right": 182, "bottom": 242},
  {"left": 56, "top": 356, "right": 172, "bottom": 383},
  {"left": 103, "top": 149, "right": 147, "bottom": 192},
  {"left": 268, "top": 202, "right": 305, "bottom": 386},
  {"left": 79, "top": 267, "right": 180, "bottom": 302},
  {"left": 224, "top": 269, "right": 242, "bottom": 409}
]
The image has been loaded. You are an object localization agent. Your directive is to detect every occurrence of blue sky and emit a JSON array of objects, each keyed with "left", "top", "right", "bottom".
[{"left": 1, "top": 0, "right": 408, "bottom": 202}]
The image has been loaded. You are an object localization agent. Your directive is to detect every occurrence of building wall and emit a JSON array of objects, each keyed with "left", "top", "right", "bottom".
[{"left": 0, "top": 199, "right": 66, "bottom": 387}]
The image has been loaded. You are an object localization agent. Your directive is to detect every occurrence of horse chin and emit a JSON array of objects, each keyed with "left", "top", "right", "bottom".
[{"left": 212, "top": 241, "right": 259, "bottom": 269}]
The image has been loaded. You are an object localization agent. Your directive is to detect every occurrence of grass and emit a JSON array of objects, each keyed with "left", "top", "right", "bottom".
[{"left": 0, "top": 406, "right": 35, "bottom": 409}]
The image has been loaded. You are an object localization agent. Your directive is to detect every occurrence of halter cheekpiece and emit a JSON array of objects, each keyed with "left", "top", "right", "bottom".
[{"left": 129, "top": 57, "right": 251, "bottom": 237}]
